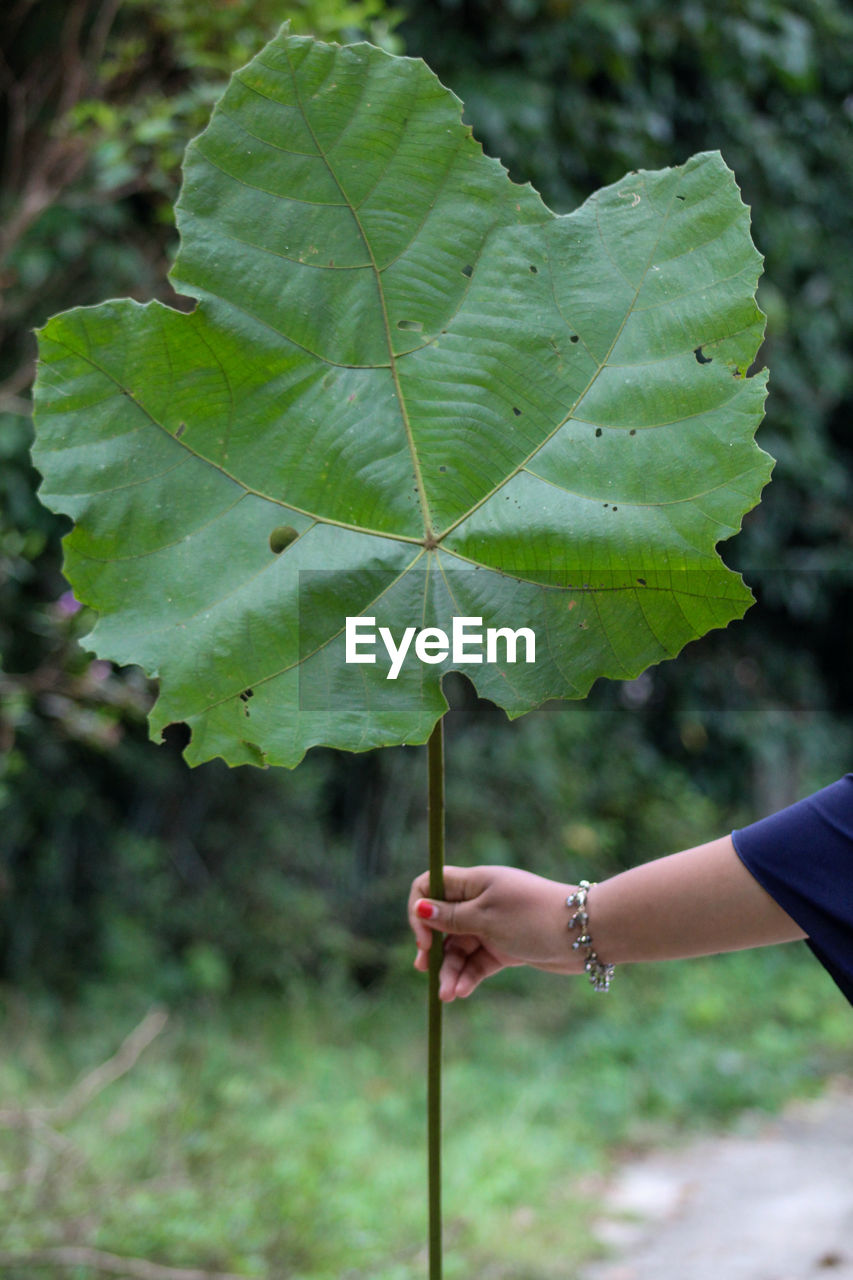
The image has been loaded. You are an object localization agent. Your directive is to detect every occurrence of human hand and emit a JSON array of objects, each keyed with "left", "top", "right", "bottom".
[{"left": 408, "top": 864, "right": 579, "bottom": 1001}]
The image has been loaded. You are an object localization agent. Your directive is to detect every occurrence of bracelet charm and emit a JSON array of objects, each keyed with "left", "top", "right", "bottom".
[{"left": 566, "top": 879, "right": 615, "bottom": 992}]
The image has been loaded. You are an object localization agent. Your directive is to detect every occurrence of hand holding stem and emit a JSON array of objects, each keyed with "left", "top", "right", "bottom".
[{"left": 409, "top": 838, "right": 807, "bottom": 1002}]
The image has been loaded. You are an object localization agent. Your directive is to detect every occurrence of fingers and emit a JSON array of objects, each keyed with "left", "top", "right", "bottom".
[
  {"left": 414, "top": 938, "right": 506, "bottom": 999},
  {"left": 407, "top": 864, "right": 489, "bottom": 950},
  {"left": 407, "top": 866, "right": 499, "bottom": 990},
  {"left": 438, "top": 938, "right": 506, "bottom": 1001}
]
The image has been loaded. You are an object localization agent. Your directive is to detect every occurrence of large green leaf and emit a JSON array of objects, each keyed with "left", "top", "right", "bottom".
[{"left": 32, "top": 29, "right": 771, "bottom": 769}]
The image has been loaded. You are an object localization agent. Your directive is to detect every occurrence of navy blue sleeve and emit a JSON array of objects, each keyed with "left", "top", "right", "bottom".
[{"left": 732, "top": 775, "right": 853, "bottom": 1007}]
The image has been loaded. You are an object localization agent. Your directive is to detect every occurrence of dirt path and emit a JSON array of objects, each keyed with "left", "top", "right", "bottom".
[{"left": 579, "top": 1079, "right": 853, "bottom": 1280}]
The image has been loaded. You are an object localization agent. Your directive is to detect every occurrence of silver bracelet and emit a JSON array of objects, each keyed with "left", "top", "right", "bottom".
[{"left": 566, "top": 880, "right": 615, "bottom": 992}]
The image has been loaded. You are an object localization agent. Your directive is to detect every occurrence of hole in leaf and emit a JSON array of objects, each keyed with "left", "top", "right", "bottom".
[
  {"left": 637, "top": 577, "right": 647, "bottom": 586},
  {"left": 162, "top": 721, "right": 191, "bottom": 751},
  {"left": 694, "top": 346, "right": 713, "bottom": 364},
  {"left": 438, "top": 465, "right": 447, "bottom": 473},
  {"left": 176, "top": 422, "right": 186, "bottom": 439},
  {"left": 570, "top": 334, "right": 580, "bottom": 343},
  {"left": 612, "top": 506, "right": 618, "bottom": 511},
  {"left": 595, "top": 428, "right": 603, "bottom": 438},
  {"left": 397, "top": 319, "right": 423, "bottom": 332},
  {"left": 529, "top": 264, "right": 538, "bottom": 273},
  {"left": 676, "top": 194, "right": 686, "bottom": 201},
  {"left": 461, "top": 264, "right": 473, "bottom": 278},
  {"left": 629, "top": 429, "right": 637, "bottom": 436},
  {"left": 512, "top": 406, "right": 522, "bottom": 417},
  {"left": 240, "top": 689, "right": 254, "bottom": 701},
  {"left": 269, "top": 525, "right": 299, "bottom": 553}
]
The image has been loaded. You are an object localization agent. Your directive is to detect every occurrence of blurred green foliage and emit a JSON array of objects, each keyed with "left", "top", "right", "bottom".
[
  {"left": 2, "top": 0, "right": 852, "bottom": 996},
  {"left": 0, "top": 952, "right": 850, "bottom": 1277}
]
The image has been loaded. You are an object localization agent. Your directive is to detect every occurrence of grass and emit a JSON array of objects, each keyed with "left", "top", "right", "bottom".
[{"left": 0, "top": 943, "right": 851, "bottom": 1279}]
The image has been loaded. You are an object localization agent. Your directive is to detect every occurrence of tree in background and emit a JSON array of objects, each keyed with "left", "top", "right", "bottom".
[{"left": 2, "top": 0, "right": 852, "bottom": 996}]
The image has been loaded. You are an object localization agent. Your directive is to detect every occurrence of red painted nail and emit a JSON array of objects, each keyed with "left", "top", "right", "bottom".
[{"left": 416, "top": 900, "right": 437, "bottom": 920}]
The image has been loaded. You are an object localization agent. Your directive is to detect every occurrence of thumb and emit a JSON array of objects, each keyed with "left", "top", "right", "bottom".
[{"left": 414, "top": 896, "right": 479, "bottom": 935}]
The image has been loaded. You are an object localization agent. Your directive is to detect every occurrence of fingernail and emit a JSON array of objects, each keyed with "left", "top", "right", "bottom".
[{"left": 416, "top": 900, "right": 438, "bottom": 920}]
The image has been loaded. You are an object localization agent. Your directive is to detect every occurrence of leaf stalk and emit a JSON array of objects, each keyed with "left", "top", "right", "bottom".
[{"left": 427, "top": 716, "right": 446, "bottom": 1279}]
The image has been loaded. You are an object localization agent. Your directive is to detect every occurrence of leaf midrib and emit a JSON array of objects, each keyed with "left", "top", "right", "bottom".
[{"left": 282, "top": 43, "right": 437, "bottom": 545}]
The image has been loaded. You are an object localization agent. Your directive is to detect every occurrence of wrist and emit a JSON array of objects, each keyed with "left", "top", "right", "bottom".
[
  {"left": 532, "top": 880, "right": 591, "bottom": 975},
  {"left": 566, "top": 880, "right": 615, "bottom": 990}
]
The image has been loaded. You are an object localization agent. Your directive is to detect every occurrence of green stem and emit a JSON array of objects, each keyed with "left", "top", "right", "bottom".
[{"left": 427, "top": 716, "right": 445, "bottom": 1280}]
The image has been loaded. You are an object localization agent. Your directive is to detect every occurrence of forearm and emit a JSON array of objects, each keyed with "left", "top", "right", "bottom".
[
  {"left": 409, "top": 836, "right": 809, "bottom": 1000},
  {"left": 586, "top": 835, "right": 807, "bottom": 968}
]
